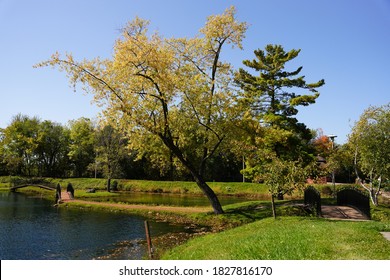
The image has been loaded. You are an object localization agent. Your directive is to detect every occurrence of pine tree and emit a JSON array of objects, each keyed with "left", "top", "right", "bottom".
[
  {"left": 235, "top": 44, "right": 324, "bottom": 132},
  {"left": 235, "top": 45, "right": 325, "bottom": 205}
]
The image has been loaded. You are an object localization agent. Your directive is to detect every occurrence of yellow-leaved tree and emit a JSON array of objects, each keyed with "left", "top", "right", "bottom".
[{"left": 35, "top": 7, "right": 247, "bottom": 214}]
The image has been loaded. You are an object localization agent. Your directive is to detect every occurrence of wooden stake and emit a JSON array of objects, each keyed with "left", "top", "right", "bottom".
[{"left": 144, "top": 220, "right": 153, "bottom": 259}]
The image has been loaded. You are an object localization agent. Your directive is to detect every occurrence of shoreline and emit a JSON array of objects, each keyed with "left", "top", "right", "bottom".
[
  {"left": 4, "top": 188, "right": 390, "bottom": 259},
  {"left": 59, "top": 195, "right": 215, "bottom": 260},
  {"left": 2, "top": 189, "right": 216, "bottom": 260},
  {"left": 60, "top": 195, "right": 212, "bottom": 214}
]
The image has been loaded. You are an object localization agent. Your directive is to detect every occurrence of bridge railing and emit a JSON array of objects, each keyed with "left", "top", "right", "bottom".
[
  {"left": 337, "top": 187, "right": 371, "bottom": 219},
  {"left": 304, "top": 186, "right": 322, "bottom": 216},
  {"left": 10, "top": 177, "right": 57, "bottom": 190}
]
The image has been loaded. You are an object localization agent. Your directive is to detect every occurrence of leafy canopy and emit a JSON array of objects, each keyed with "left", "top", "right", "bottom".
[{"left": 348, "top": 103, "right": 390, "bottom": 205}]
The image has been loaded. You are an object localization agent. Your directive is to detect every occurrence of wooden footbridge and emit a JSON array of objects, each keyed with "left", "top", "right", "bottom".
[
  {"left": 9, "top": 178, "right": 74, "bottom": 203},
  {"left": 10, "top": 183, "right": 57, "bottom": 192},
  {"left": 9, "top": 177, "right": 58, "bottom": 191}
]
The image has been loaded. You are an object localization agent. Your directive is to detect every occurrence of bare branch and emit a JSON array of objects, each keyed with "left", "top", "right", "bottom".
[{"left": 56, "top": 59, "right": 123, "bottom": 103}]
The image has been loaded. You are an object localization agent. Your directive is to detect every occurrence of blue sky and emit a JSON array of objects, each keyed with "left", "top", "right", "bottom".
[{"left": 1, "top": 0, "right": 389, "bottom": 144}]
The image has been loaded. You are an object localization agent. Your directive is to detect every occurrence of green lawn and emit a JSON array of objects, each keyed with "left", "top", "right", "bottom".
[
  {"left": 0, "top": 176, "right": 357, "bottom": 199},
  {"left": 162, "top": 217, "right": 390, "bottom": 260},
  {"left": 2, "top": 176, "right": 390, "bottom": 260},
  {"left": 0, "top": 176, "right": 273, "bottom": 197}
]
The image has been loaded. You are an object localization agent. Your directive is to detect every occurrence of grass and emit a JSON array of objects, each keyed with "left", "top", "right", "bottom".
[
  {"left": 184, "top": 199, "right": 311, "bottom": 230},
  {"left": 0, "top": 176, "right": 273, "bottom": 194},
  {"left": 371, "top": 205, "right": 390, "bottom": 222},
  {"left": 2, "top": 176, "right": 390, "bottom": 260},
  {"left": 0, "top": 176, "right": 317, "bottom": 201},
  {"left": 162, "top": 216, "right": 390, "bottom": 260},
  {"left": 98, "top": 179, "right": 271, "bottom": 197},
  {"left": 7, "top": 187, "right": 55, "bottom": 199},
  {"left": 0, "top": 176, "right": 357, "bottom": 198}
]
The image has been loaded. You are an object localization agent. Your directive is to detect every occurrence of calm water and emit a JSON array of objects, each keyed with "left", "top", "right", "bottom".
[
  {"left": 85, "top": 192, "right": 256, "bottom": 207},
  {"left": 0, "top": 192, "right": 186, "bottom": 260}
]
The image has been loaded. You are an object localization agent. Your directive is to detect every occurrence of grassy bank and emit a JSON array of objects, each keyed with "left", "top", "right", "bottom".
[
  {"left": 162, "top": 216, "right": 390, "bottom": 260},
  {"left": 2, "top": 176, "right": 390, "bottom": 260},
  {"left": 0, "top": 176, "right": 352, "bottom": 199},
  {"left": 53, "top": 178, "right": 269, "bottom": 196}
]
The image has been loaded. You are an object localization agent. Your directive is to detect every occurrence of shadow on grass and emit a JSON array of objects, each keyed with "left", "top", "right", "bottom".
[{"left": 197, "top": 200, "right": 314, "bottom": 231}]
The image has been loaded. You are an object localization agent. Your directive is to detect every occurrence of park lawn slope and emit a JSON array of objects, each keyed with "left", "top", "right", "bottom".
[
  {"left": 162, "top": 217, "right": 390, "bottom": 260},
  {"left": 0, "top": 177, "right": 268, "bottom": 195},
  {"left": 52, "top": 178, "right": 271, "bottom": 196},
  {"left": 1, "top": 176, "right": 356, "bottom": 199}
]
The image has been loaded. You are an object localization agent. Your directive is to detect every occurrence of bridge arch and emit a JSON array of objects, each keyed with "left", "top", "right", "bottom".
[
  {"left": 10, "top": 184, "right": 57, "bottom": 192},
  {"left": 337, "top": 187, "right": 371, "bottom": 219}
]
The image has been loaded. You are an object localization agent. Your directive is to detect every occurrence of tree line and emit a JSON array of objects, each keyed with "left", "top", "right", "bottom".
[{"left": 0, "top": 114, "right": 244, "bottom": 182}]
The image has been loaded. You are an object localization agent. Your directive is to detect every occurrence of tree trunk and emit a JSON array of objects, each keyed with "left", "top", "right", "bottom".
[
  {"left": 370, "top": 189, "right": 379, "bottom": 206},
  {"left": 160, "top": 135, "right": 224, "bottom": 214},
  {"left": 192, "top": 172, "right": 224, "bottom": 214},
  {"left": 271, "top": 194, "right": 277, "bottom": 219},
  {"left": 107, "top": 178, "right": 111, "bottom": 192}
]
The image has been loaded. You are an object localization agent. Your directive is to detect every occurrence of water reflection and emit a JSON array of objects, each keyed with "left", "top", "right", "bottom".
[{"left": 84, "top": 192, "right": 256, "bottom": 207}]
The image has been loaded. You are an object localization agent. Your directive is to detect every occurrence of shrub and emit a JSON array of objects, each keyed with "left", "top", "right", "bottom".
[
  {"left": 321, "top": 186, "right": 333, "bottom": 196},
  {"left": 111, "top": 180, "right": 118, "bottom": 191}
]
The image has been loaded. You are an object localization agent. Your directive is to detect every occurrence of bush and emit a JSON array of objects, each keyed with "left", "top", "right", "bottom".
[
  {"left": 111, "top": 180, "right": 118, "bottom": 191},
  {"left": 321, "top": 186, "right": 333, "bottom": 196},
  {"left": 371, "top": 206, "right": 390, "bottom": 222}
]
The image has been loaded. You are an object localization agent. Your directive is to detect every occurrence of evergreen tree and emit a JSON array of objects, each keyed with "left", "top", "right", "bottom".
[
  {"left": 235, "top": 44, "right": 324, "bottom": 131},
  {"left": 235, "top": 45, "right": 324, "bottom": 204},
  {"left": 235, "top": 44, "right": 324, "bottom": 161}
]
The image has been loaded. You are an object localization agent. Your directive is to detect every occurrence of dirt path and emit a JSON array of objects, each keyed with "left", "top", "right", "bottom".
[
  {"left": 60, "top": 191, "right": 71, "bottom": 201},
  {"left": 60, "top": 192, "right": 211, "bottom": 214},
  {"left": 321, "top": 205, "right": 370, "bottom": 220},
  {"left": 60, "top": 193, "right": 371, "bottom": 219}
]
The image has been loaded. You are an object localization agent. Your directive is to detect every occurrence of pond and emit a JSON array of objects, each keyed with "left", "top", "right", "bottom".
[
  {"left": 83, "top": 191, "right": 257, "bottom": 207},
  {"left": 0, "top": 192, "right": 191, "bottom": 260}
]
